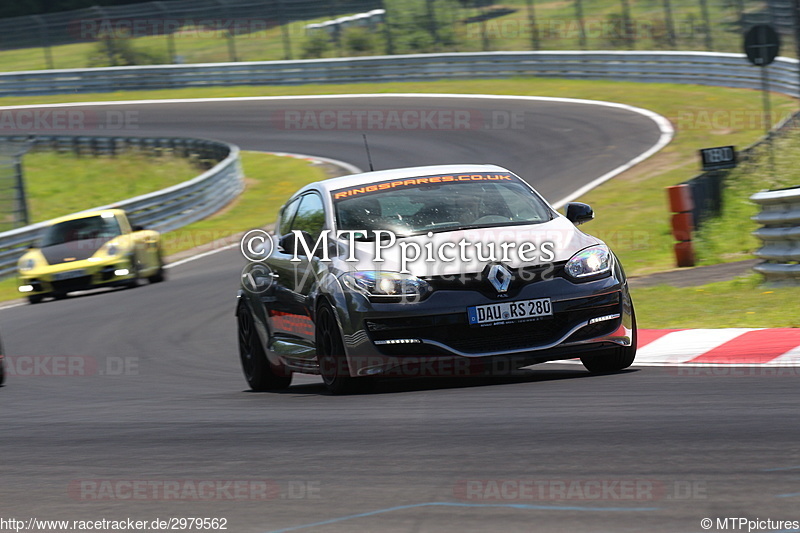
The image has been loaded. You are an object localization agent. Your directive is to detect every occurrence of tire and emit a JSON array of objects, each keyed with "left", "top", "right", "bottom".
[
  {"left": 27, "top": 294, "right": 44, "bottom": 304},
  {"left": 148, "top": 249, "right": 166, "bottom": 283},
  {"left": 316, "top": 303, "right": 373, "bottom": 394},
  {"left": 237, "top": 302, "right": 292, "bottom": 391},
  {"left": 581, "top": 311, "right": 637, "bottom": 373}
]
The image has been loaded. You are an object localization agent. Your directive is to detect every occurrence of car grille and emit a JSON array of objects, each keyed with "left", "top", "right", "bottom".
[
  {"left": 422, "top": 263, "right": 567, "bottom": 300},
  {"left": 366, "top": 300, "right": 620, "bottom": 356},
  {"left": 50, "top": 275, "right": 93, "bottom": 293}
]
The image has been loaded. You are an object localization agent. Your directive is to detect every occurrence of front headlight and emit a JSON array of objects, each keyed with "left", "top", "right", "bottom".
[
  {"left": 97, "top": 240, "right": 127, "bottom": 258},
  {"left": 341, "top": 271, "right": 431, "bottom": 301},
  {"left": 565, "top": 245, "right": 612, "bottom": 280},
  {"left": 18, "top": 257, "right": 35, "bottom": 272}
]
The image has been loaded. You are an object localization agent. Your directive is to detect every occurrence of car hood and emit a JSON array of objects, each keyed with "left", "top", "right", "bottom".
[
  {"left": 342, "top": 217, "right": 602, "bottom": 277},
  {"left": 39, "top": 237, "right": 112, "bottom": 265}
]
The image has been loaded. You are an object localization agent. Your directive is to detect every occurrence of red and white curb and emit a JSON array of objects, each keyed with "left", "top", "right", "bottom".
[{"left": 633, "top": 329, "right": 800, "bottom": 366}]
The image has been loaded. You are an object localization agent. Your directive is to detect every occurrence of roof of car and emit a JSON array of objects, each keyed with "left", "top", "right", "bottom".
[
  {"left": 48, "top": 208, "right": 126, "bottom": 226},
  {"left": 301, "top": 164, "right": 514, "bottom": 195}
]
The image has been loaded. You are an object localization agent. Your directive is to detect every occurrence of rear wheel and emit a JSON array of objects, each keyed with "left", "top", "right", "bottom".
[
  {"left": 148, "top": 249, "right": 166, "bottom": 283},
  {"left": 237, "top": 302, "right": 292, "bottom": 391},
  {"left": 316, "top": 303, "right": 373, "bottom": 394},
  {"left": 581, "top": 312, "right": 637, "bottom": 373}
]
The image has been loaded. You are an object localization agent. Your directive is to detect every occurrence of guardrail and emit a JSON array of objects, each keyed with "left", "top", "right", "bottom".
[
  {"left": 751, "top": 186, "right": 800, "bottom": 284},
  {"left": 0, "top": 135, "right": 243, "bottom": 277},
  {"left": 0, "top": 51, "right": 798, "bottom": 98}
]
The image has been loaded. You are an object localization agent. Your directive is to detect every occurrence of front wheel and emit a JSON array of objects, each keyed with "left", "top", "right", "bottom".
[
  {"left": 316, "top": 303, "right": 372, "bottom": 394},
  {"left": 581, "top": 313, "right": 637, "bottom": 373},
  {"left": 237, "top": 303, "right": 292, "bottom": 391}
]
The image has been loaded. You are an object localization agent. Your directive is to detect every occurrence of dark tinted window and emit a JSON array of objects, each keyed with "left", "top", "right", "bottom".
[
  {"left": 334, "top": 180, "right": 552, "bottom": 236},
  {"left": 277, "top": 197, "right": 301, "bottom": 236},
  {"left": 40, "top": 215, "right": 121, "bottom": 247},
  {"left": 290, "top": 193, "right": 326, "bottom": 239}
]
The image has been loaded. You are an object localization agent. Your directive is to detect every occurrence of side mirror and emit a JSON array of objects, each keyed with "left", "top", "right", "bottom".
[
  {"left": 566, "top": 202, "right": 594, "bottom": 226},
  {"left": 278, "top": 231, "right": 314, "bottom": 257}
]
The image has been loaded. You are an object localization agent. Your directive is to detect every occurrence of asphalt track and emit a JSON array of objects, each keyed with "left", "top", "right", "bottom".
[{"left": 1, "top": 96, "right": 798, "bottom": 533}]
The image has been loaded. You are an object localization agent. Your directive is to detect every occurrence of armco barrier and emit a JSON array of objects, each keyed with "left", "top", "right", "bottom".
[
  {"left": 751, "top": 186, "right": 800, "bottom": 284},
  {"left": 0, "top": 135, "right": 243, "bottom": 277},
  {"left": 0, "top": 51, "right": 797, "bottom": 98}
]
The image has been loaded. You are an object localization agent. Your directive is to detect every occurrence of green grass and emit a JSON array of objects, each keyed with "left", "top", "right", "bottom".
[
  {"left": 21, "top": 151, "right": 198, "bottom": 223},
  {"left": 695, "top": 133, "right": 800, "bottom": 264},
  {"left": 159, "top": 151, "right": 327, "bottom": 257},
  {"left": 632, "top": 274, "right": 800, "bottom": 328}
]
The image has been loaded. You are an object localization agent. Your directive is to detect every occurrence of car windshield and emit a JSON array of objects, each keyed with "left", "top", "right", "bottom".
[
  {"left": 40, "top": 215, "right": 122, "bottom": 247},
  {"left": 333, "top": 174, "right": 552, "bottom": 237}
]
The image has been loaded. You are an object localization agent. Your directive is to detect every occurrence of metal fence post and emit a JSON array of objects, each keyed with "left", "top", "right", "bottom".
[
  {"left": 620, "top": 0, "right": 634, "bottom": 49},
  {"left": 662, "top": 0, "right": 676, "bottom": 49},
  {"left": 574, "top": 0, "right": 587, "bottom": 50},
  {"left": 154, "top": 1, "right": 177, "bottom": 63},
  {"left": 13, "top": 156, "right": 30, "bottom": 228},
  {"left": 32, "top": 15, "right": 55, "bottom": 70},
  {"left": 278, "top": 0, "right": 293, "bottom": 61},
  {"left": 381, "top": 0, "right": 395, "bottom": 55},
  {"left": 525, "top": 0, "right": 540, "bottom": 51},
  {"left": 699, "top": 0, "right": 713, "bottom": 51},
  {"left": 426, "top": 0, "right": 440, "bottom": 51}
]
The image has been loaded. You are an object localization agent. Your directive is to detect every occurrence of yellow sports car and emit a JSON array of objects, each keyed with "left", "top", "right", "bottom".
[{"left": 17, "top": 209, "right": 165, "bottom": 304}]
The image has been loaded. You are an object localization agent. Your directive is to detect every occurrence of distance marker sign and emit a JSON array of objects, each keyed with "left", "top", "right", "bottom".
[{"left": 700, "top": 146, "right": 737, "bottom": 171}]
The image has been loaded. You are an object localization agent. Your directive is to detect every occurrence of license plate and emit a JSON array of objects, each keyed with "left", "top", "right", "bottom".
[
  {"left": 53, "top": 269, "right": 86, "bottom": 281},
  {"left": 468, "top": 298, "right": 553, "bottom": 326}
]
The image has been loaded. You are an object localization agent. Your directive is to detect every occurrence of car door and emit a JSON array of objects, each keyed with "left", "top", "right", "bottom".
[{"left": 267, "top": 192, "right": 326, "bottom": 343}]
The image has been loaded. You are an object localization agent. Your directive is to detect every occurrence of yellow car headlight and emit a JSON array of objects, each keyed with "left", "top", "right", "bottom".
[
  {"left": 19, "top": 257, "right": 35, "bottom": 272},
  {"left": 100, "top": 240, "right": 129, "bottom": 258}
]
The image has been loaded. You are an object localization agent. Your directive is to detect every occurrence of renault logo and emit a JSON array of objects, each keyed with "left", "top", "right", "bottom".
[{"left": 487, "top": 264, "right": 512, "bottom": 293}]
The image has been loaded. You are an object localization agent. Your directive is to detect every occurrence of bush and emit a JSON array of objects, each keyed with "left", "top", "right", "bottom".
[
  {"left": 384, "top": 0, "right": 462, "bottom": 54},
  {"left": 87, "top": 30, "right": 167, "bottom": 67},
  {"left": 343, "top": 27, "right": 377, "bottom": 55},
  {"left": 301, "top": 31, "right": 332, "bottom": 59}
]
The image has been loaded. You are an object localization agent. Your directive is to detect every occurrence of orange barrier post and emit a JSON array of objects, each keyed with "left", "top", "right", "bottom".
[{"left": 666, "top": 185, "right": 695, "bottom": 267}]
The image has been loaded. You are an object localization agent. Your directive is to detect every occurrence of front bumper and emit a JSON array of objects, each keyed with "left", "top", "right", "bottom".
[
  {"left": 18, "top": 257, "right": 136, "bottom": 297},
  {"left": 336, "top": 272, "right": 634, "bottom": 378}
]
